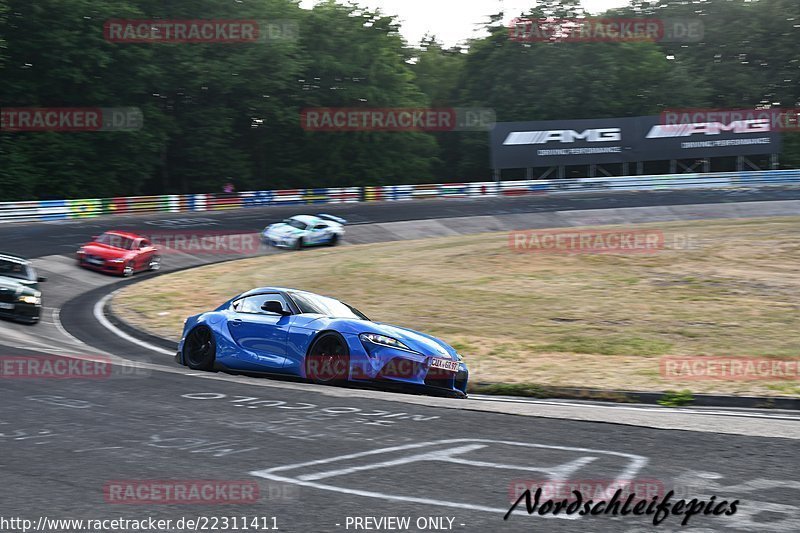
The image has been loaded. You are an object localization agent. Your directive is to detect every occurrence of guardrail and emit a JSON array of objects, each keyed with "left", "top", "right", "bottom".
[{"left": 2, "top": 170, "right": 799, "bottom": 223}]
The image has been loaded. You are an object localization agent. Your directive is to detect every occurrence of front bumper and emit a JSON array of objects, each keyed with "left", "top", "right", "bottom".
[
  {"left": 0, "top": 301, "right": 42, "bottom": 323},
  {"left": 78, "top": 256, "right": 126, "bottom": 275},
  {"left": 263, "top": 234, "right": 298, "bottom": 248},
  {"left": 344, "top": 335, "right": 469, "bottom": 396},
  {"left": 373, "top": 358, "right": 469, "bottom": 396}
]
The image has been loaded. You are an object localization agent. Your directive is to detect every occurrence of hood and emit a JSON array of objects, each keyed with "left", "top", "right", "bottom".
[
  {"left": 0, "top": 276, "right": 39, "bottom": 296},
  {"left": 265, "top": 223, "right": 303, "bottom": 237},
  {"left": 370, "top": 322, "right": 456, "bottom": 358},
  {"left": 81, "top": 242, "right": 134, "bottom": 259},
  {"left": 312, "top": 317, "right": 456, "bottom": 358}
]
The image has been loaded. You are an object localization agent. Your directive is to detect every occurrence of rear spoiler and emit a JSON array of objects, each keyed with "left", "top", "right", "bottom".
[{"left": 317, "top": 213, "right": 347, "bottom": 225}]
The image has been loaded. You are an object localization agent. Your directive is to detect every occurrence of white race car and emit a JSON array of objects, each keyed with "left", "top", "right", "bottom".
[{"left": 262, "top": 214, "right": 346, "bottom": 250}]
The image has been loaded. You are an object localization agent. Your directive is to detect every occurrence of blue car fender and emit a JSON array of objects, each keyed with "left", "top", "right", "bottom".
[{"left": 284, "top": 324, "right": 320, "bottom": 375}]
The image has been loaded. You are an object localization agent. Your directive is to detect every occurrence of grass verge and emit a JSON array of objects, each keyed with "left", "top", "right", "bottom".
[{"left": 113, "top": 217, "right": 800, "bottom": 397}]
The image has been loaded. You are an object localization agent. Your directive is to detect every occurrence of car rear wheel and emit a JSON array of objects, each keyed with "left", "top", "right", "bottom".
[
  {"left": 306, "top": 332, "right": 349, "bottom": 384},
  {"left": 122, "top": 262, "right": 134, "bottom": 277},
  {"left": 149, "top": 256, "right": 161, "bottom": 271},
  {"left": 183, "top": 326, "right": 216, "bottom": 371},
  {"left": 328, "top": 234, "right": 339, "bottom": 246}
]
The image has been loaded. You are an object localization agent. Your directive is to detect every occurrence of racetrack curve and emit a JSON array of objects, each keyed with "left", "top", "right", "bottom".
[{"left": 2, "top": 188, "right": 800, "bottom": 532}]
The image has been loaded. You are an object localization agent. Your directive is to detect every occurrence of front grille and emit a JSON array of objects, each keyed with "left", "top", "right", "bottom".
[
  {"left": 378, "top": 358, "right": 422, "bottom": 380},
  {"left": 424, "top": 366, "right": 455, "bottom": 389}
]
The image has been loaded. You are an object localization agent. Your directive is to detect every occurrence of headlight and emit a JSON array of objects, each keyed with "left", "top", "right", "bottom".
[
  {"left": 18, "top": 295, "right": 41, "bottom": 305},
  {"left": 359, "top": 333, "right": 416, "bottom": 353}
]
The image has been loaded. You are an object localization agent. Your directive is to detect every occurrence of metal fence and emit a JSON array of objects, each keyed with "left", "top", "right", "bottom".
[{"left": 2, "top": 170, "right": 799, "bottom": 223}]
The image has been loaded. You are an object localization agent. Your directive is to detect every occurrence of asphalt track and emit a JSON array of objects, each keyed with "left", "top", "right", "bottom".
[{"left": 1, "top": 187, "right": 800, "bottom": 533}]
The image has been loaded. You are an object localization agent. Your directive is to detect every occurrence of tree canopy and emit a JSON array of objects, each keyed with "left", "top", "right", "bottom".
[{"left": 1, "top": 0, "right": 797, "bottom": 199}]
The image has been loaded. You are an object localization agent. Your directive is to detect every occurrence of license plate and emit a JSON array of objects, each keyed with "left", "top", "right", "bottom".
[
  {"left": 430, "top": 358, "right": 459, "bottom": 372},
  {"left": 0, "top": 303, "right": 14, "bottom": 310}
]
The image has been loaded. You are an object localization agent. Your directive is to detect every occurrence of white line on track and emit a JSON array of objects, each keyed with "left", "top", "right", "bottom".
[
  {"left": 0, "top": 323, "right": 66, "bottom": 353},
  {"left": 93, "top": 291, "right": 174, "bottom": 356},
  {"left": 250, "top": 439, "right": 649, "bottom": 518},
  {"left": 52, "top": 307, "right": 88, "bottom": 347}
]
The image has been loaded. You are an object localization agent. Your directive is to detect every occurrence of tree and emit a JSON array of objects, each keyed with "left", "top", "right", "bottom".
[{"left": 288, "top": 1, "right": 440, "bottom": 187}]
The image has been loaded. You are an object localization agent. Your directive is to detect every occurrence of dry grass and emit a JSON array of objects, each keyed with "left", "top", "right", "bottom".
[{"left": 113, "top": 217, "right": 800, "bottom": 396}]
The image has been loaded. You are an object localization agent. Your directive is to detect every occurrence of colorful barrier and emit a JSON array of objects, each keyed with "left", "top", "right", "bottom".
[
  {"left": 1, "top": 170, "right": 799, "bottom": 223},
  {"left": 439, "top": 183, "right": 469, "bottom": 198}
]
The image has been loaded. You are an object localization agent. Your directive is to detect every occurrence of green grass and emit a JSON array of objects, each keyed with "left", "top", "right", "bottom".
[
  {"left": 658, "top": 390, "right": 695, "bottom": 407},
  {"left": 539, "top": 335, "right": 673, "bottom": 356}
]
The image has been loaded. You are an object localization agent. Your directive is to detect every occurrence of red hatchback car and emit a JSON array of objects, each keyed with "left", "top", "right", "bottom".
[{"left": 77, "top": 231, "right": 161, "bottom": 277}]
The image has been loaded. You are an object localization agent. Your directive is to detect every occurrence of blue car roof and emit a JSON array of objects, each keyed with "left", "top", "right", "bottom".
[{"left": 240, "top": 286, "right": 295, "bottom": 297}]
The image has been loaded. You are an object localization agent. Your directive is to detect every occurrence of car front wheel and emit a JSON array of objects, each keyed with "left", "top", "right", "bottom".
[
  {"left": 305, "top": 332, "right": 350, "bottom": 384},
  {"left": 183, "top": 326, "right": 216, "bottom": 371}
]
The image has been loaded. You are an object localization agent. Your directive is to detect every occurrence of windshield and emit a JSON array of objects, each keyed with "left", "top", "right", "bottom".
[
  {"left": 95, "top": 233, "right": 135, "bottom": 250},
  {"left": 283, "top": 219, "right": 308, "bottom": 230},
  {"left": 0, "top": 259, "right": 35, "bottom": 281},
  {"left": 289, "top": 292, "right": 369, "bottom": 320}
]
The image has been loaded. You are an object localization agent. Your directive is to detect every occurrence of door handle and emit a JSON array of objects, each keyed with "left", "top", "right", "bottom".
[{"left": 230, "top": 319, "right": 243, "bottom": 326}]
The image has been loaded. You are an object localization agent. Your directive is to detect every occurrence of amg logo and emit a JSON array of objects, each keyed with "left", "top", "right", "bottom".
[
  {"left": 503, "top": 128, "right": 621, "bottom": 145},
  {"left": 647, "top": 119, "right": 771, "bottom": 138}
]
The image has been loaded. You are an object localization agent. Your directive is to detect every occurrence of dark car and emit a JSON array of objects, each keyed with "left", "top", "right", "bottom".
[{"left": 0, "top": 254, "right": 47, "bottom": 324}]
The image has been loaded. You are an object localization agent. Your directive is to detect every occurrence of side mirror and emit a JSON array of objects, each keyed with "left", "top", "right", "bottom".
[
  {"left": 37, "top": 276, "right": 47, "bottom": 283},
  {"left": 91, "top": 235, "right": 99, "bottom": 241},
  {"left": 261, "top": 300, "right": 290, "bottom": 316}
]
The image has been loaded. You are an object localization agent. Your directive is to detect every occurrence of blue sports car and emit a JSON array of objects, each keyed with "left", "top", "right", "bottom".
[{"left": 176, "top": 288, "right": 469, "bottom": 397}]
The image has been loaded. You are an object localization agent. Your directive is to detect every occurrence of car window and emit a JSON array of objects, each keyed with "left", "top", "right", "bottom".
[
  {"left": 238, "top": 293, "right": 291, "bottom": 315},
  {"left": 0, "top": 259, "right": 34, "bottom": 281},
  {"left": 285, "top": 219, "right": 307, "bottom": 230},
  {"left": 139, "top": 239, "right": 150, "bottom": 248},
  {"left": 96, "top": 233, "right": 135, "bottom": 250},
  {"left": 312, "top": 224, "right": 327, "bottom": 230},
  {"left": 288, "top": 291, "right": 368, "bottom": 320}
]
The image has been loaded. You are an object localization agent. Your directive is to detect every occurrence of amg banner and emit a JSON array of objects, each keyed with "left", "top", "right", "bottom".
[{"left": 490, "top": 115, "right": 782, "bottom": 169}]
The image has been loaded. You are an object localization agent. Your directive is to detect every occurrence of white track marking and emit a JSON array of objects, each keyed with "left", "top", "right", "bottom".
[
  {"left": 251, "top": 439, "right": 648, "bottom": 518},
  {"left": 297, "top": 444, "right": 488, "bottom": 481},
  {"left": 51, "top": 308, "right": 88, "bottom": 347},
  {"left": 93, "top": 291, "right": 174, "bottom": 356},
  {"left": 0, "top": 322, "right": 66, "bottom": 353},
  {"left": 439, "top": 455, "right": 598, "bottom": 477}
]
